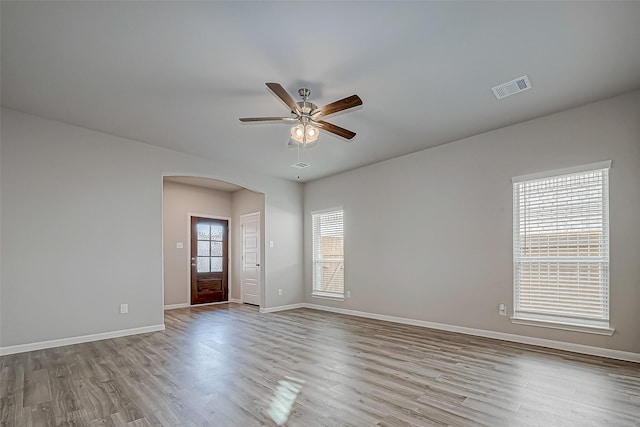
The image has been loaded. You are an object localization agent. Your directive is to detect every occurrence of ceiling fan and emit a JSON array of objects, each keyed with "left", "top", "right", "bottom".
[{"left": 240, "top": 83, "right": 362, "bottom": 146}]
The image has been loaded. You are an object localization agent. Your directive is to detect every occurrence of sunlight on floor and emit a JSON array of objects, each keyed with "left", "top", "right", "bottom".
[{"left": 266, "top": 376, "right": 305, "bottom": 426}]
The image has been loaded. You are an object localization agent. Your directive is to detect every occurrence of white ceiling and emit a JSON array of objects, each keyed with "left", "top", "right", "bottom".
[{"left": 2, "top": 1, "right": 640, "bottom": 182}]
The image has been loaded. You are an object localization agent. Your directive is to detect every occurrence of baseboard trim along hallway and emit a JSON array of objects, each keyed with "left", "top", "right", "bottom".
[
  {"left": 3, "top": 301, "right": 639, "bottom": 363},
  {"left": 0, "top": 324, "right": 166, "bottom": 356},
  {"left": 299, "top": 303, "right": 640, "bottom": 364}
]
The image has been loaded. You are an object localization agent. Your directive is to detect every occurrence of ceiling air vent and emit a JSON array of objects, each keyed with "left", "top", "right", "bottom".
[
  {"left": 491, "top": 75, "right": 531, "bottom": 100},
  {"left": 290, "top": 161, "right": 310, "bottom": 169}
]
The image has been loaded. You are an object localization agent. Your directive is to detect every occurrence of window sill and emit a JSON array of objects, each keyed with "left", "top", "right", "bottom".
[
  {"left": 510, "top": 316, "right": 614, "bottom": 336},
  {"left": 311, "top": 291, "right": 344, "bottom": 301}
]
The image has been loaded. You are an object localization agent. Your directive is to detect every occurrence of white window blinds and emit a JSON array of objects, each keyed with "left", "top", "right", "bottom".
[
  {"left": 513, "top": 163, "right": 610, "bottom": 326},
  {"left": 312, "top": 209, "right": 344, "bottom": 296}
]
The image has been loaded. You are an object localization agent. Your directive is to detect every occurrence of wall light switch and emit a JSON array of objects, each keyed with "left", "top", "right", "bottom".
[
  {"left": 346, "top": 291, "right": 351, "bottom": 298},
  {"left": 120, "top": 303, "right": 129, "bottom": 314},
  {"left": 278, "top": 288, "right": 283, "bottom": 296},
  {"left": 499, "top": 303, "right": 507, "bottom": 316},
  {"left": 270, "top": 241, "right": 274, "bottom": 248},
  {"left": 176, "top": 242, "right": 184, "bottom": 249}
]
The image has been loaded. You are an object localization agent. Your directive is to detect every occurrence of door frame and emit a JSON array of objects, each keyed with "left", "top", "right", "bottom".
[
  {"left": 187, "top": 213, "right": 232, "bottom": 306},
  {"left": 240, "top": 211, "right": 262, "bottom": 306}
]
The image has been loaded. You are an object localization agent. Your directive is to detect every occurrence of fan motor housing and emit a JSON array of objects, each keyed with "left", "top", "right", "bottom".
[
  {"left": 295, "top": 101, "right": 318, "bottom": 114},
  {"left": 297, "top": 88, "right": 311, "bottom": 98}
]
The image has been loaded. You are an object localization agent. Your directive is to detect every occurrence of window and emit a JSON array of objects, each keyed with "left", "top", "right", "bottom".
[
  {"left": 312, "top": 209, "right": 344, "bottom": 298},
  {"left": 512, "top": 161, "right": 612, "bottom": 334}
]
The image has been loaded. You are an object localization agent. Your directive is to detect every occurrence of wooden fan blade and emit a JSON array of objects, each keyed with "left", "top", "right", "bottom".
[
  {"left": 265, "top": 83, "right": 301, "bottom": 113},
  {"left": 317, "top": 95, "right": 362, "bottom": 117},
  {"left": 316, "top": 120, "right": 356, "bottom": 140},
  {"left": 239, "top": 117, "right": 295, "bottom": 122}
]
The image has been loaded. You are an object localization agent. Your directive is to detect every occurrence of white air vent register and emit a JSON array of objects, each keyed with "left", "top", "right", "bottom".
[
  {"left": 291, "top": 161, "right": 310, "bottom": 169},
  {"left": 492, "top": 75, "right": 531, "bottom": 99}
]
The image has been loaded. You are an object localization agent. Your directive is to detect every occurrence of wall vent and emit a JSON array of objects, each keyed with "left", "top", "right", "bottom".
[
  {"left": 290, "top": 161, "right": 310, "bottom": 169},
  {"left": 492, "top": 75, "right": 531, "bottom": 100}
]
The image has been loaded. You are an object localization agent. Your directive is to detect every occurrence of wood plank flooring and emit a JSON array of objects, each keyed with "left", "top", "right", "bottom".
[{"left": 1, "top": 303, "right": 639, "bottom": 426}]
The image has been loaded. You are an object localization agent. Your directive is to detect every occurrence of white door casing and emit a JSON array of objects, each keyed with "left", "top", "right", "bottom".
[{"left": 241, "top": 212, "right": 261, "bottom": 306}]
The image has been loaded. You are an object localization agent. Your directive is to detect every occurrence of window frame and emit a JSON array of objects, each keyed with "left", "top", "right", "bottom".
[
  {"left": 511, "top": 161, "right": 614, "bottom": 335},
  {"left": 311, "top": 207, "right": 345, "bottom": 300}
]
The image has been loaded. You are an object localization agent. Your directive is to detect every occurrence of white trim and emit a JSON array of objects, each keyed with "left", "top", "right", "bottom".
[
  {"left": 311, "top": 291, "right": 345, "bottom": 301},
  {"left": 165, "top": 300, "right": 240, "bottom": 310},
  {"left": 191, "top": 301, "right": 231, "bottom": 307},
  {"left": 164, "top": 303, "right": 189, "bottom": 310},
  {"left": 240, "top": 212, "right": 261, "bottom": 217},
  {"left": 187, "top": 213, "right": 232, "bottom": 305},
  {"left": 511, "top": 160, "right": 611, "bottom": 183},
  {"left": 188, "top": 213, "right": 232, "bottom": 221},
  {"left": 161, "top": 176, "right": 166, "bottom": 317},
  {"left": 299, "top": 304, "right": 640, "bottom": 364},
  {"left": 510, "top": 316, "right": 614, "bottom": 336},
  {"left": 0, "top": 324, "right": 165, "bottom": 356},
  {"left": 230, "top": 298, "right": 242, "bottom": 304},
  {"left": 259, "top": 303, "right": 305, "bottom": 313},
  {"left": 310, "top": 206, "right": 344, "bottom": 216}
]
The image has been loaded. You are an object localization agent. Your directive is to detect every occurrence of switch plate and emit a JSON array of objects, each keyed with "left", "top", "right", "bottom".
[
  {"left": 176, "top": 242, "right": 184, "bottom": 249},
  {"left": 270, "top": 241, "right": 274, "bottom": 248},
  {"left": 499, "top": 303, "right": 507, "bottom": 316},
  {"left": 120, "top": 303, "right": 129, "bottom": 314},
  {"left": 346, "top": 291, "right": 351, "bottom": 298},
  {"left": 278, "top": 288, "right": 283, "bottom": 296}
]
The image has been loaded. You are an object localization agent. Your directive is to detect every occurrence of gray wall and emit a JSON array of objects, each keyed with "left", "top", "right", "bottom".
[
  {"left": 264, "top": 186, "right": 304, "bottom": 307},
  {"left": 304, "top": 90, "right": 640, "bottom": 353},
  {"left": 162, "top": 181, "right": 232, "bottom": 306},
  {"left": 0, "top": 108, "right": 303, "bottom": 347}
]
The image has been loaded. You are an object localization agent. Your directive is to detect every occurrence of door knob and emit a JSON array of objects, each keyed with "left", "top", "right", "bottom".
[
  {"left": 191, "top": 263, "right": 196, "bottom": 267},
  {"left": 256, "top": 263, "right": 260, "bottom": 267}
]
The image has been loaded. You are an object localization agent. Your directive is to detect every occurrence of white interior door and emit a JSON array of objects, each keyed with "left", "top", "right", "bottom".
[{"left": 241, "top": 212, "right": 261, "bottom": 306}]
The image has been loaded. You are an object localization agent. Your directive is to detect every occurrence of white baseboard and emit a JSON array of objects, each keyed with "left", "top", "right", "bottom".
[
  {"left": 302, "top": 304, "right": 640, "bottom": 364},
  {"left": 165, "top": 300, "right": 243, "bottom": 310},
  {"left": 230, "top": 298, "right": 242, "bottom": 304},
  {"left": 6, "top": 304, "right": 637, "bottom": 363},
  {"left": 163, "top": 303, "right": 189, "bottom": 310},
  {"left": 0, "top": 324, "right": 165, "bottom": 356},
  {"left": 190, "top": 301, "right": 232, "bottom": 308},
  {"left": 260, "top": 303, "right": 305, "bottom": 314}
]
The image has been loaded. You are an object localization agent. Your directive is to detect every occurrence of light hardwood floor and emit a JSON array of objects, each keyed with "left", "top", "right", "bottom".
[{"left": 1, "top": 303, "right": 639, "bottom": 426}]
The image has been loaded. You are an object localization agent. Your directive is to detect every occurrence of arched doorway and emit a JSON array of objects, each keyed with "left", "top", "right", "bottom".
[{"left": 161, "top": 176, "right": 265, "bottom": 309}]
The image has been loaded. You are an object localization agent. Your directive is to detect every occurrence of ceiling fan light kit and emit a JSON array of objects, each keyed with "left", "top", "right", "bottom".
[
  {"left": 290, "top": 123, "right": 319, "bottom": 146},
  {"left": 240, "top": 83, "right": 362, "bottom": 147}
]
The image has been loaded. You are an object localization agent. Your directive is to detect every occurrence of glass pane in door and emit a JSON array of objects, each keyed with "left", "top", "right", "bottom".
[
  {"left": 211, "top": 241, "right": 222, "bottom": 256},
  {"left": 211, "top": 225, "right": 223, "bottom": 241},
  {"left": 197, "top": 224, "right": 210, "bottom": 240},
  {"left": 211, "top": 257, "right": 223, "bottom": 272},
  {"left": 198, "top": 240, "right": 210, "bottom": 256},
  {"left": 197, "top": 257, "right": 210, "bottom": 273}
]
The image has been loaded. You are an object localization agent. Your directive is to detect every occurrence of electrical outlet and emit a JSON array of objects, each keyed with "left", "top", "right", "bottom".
[
  {"left": 499, "top": 303, "right": 507, "bottom": 316},
  {"left": 278, "top": 288, "right": 283, "bottom": 296},
  {"left": 120, "top": 303, "right": 129, "bottom": 314}
]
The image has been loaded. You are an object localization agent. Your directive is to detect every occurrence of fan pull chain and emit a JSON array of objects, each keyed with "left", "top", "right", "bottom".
[{"left": 297, "top": 135, "right": 301, "bottom": 181}]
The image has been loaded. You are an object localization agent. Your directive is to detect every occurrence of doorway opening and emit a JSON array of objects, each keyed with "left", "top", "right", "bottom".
[
  {"left": 241, "top": 212, "right": 261, "bottom": 306},
  {"left": 191, "top": 216, "right": 229, "bottom": 304},
  {"left": 162, "top": 176, "right": 265, "bottom": 310}
]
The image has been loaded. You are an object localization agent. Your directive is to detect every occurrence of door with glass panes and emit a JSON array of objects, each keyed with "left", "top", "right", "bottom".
[{"left": 191, "top": 217, "right": 228, "bottom": 304}]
